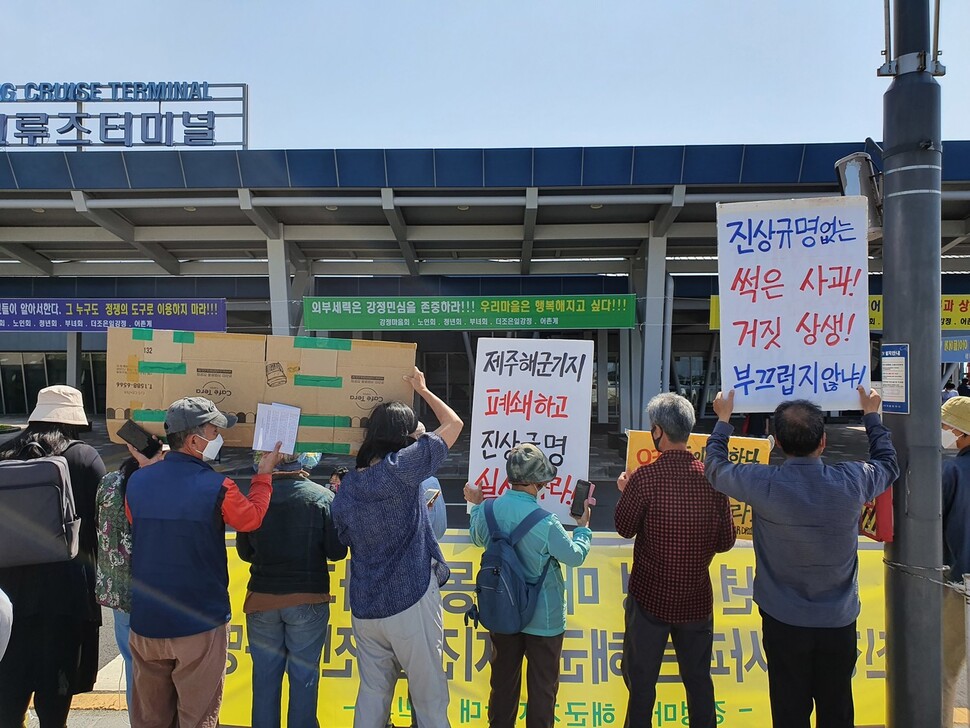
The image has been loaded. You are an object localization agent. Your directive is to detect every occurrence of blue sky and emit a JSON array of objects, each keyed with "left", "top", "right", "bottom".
[{"left": 4, "top": 1, "right": 967, "bottom": 149}]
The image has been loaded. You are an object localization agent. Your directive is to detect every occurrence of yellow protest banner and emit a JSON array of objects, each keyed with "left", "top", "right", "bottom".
[
  {"left": 624, "top": 430, "right": 770, "bottom": 539},
  {"left": 220, "top": 534, "right": 886, "bottom": 728}
]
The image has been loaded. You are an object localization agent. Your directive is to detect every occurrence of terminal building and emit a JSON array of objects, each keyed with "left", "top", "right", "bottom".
[{"left": 1, "top": 141, "right": 969, "bottom": 430}]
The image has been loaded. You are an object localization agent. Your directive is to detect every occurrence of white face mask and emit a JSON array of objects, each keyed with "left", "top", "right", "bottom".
[
  {"left": 942, "top": 428, "right": 961, "bottom": 450},
  {"left": 194, "top": 433, "right": 224, "bottom": 461}
]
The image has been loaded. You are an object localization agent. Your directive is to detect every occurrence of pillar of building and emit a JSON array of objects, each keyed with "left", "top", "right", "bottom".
[{"left": 266, "top": 237, "right": 292, "bottom": 336}]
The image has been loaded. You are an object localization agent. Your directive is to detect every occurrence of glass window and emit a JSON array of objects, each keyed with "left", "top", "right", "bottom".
[
  {"left": 0, "top": 352, "right": 27, "bottom": 415},
  {"left": 46, "top": 353, "right": 67, "bottom": 388},
  {"left": 91, "top": 353, "right": 107, "bottom": 414},
  {"left": 23, "top": 353, "right": 48, "bottom": 413}
]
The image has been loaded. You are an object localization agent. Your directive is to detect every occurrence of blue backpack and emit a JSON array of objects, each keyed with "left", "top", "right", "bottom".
[{"left": 465, "top": 498, "right": 553, "bottom": 635}]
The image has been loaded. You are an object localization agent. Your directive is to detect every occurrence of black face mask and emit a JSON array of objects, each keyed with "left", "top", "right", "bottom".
[{"left": 651, "top": 427, "right": 664, "bottom": 449}]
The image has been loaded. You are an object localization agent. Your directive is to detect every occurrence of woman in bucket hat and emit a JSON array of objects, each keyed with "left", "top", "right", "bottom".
[{"left": 0, "top": 385, "right": 106, "bottom": 727}]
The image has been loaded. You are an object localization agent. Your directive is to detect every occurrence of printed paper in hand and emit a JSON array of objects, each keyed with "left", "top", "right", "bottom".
[{"left": 253, "top": 402, "right": 301, "bottom": 455}]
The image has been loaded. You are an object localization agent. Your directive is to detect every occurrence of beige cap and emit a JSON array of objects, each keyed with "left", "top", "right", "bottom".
[
  {"left": 28, "top": 385, "right": 88, "bottom": 427},
  {"left": 942, "top": 396, "right": 970, "bottom": 434}
]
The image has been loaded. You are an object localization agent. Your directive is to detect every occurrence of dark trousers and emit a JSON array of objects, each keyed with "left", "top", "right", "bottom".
[
  {"left": 621, "top": 597, "right": 716, "bottom": 728},
  {"left": 760, "top": 609, "right": 858, "bottom": 728},
  {"left": 0, "top": 615, "right": 91, "bottom": 728},
  {"left": 488, "top": 631, "right": 564, "bottom": 728}
]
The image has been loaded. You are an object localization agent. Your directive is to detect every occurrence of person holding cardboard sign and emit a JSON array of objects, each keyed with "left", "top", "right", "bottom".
[
  {"left": 331, "top": 366, "right": 463, "bottom": 728},
  {"left": 705, "top": 387, "right": 896, "bottom": 728}
]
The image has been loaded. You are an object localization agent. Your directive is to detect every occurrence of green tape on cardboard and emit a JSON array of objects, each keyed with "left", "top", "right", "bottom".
[
  {"left": 173, "top": 331, "right": 196, "bottom": 344},
  {"left": 293, "top": 337, "right": 352, "bottom": 351},
  {"left": 131, "top": 329, "right": 154, "bottom": 341},
  {"left": 294, "top": 374, "right": 343, "bottom": 388},
  {"left": 132, "top": 409, "right": 166, "bottom": 422},
  {"left": 137, "top": 361, "right": 186, "bottom": 375},
  {"left": 295, "top": 442, "right": 352, "bottom": 455},
  {"left": 299, "top": 414, "right": 352, "bottom": 428}
]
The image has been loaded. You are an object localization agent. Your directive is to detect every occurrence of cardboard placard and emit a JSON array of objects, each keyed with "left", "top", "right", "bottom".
[{"left": 106, "top": 328, "right": 416, "bottom": 454}]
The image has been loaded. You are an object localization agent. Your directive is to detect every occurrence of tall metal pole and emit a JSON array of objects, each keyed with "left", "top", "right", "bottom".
[{"left": 883, "top": 0, "right": 943, "bottom": 725}]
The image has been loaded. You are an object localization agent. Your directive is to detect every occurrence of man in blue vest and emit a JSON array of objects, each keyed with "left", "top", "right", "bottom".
[{"left": 125, "top": 397, "right": 282, "bottom": 728}]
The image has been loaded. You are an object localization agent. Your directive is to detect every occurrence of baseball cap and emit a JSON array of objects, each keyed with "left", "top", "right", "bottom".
[
  {"left": 164, "top": 396, "right": 237, "bottom": 434},
  {"left": 506, "top": 443, "right": 557, "bottom": 485},
  {"left": 942, "top": 396, "right": 970, "bottom": 434}
]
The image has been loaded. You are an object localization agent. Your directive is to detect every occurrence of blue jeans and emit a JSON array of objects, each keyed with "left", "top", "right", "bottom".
[
  {"left": 247, "top": 601, "right": 331, "bottom": 728},
  {"left": 112, "top": 608, "right": 133, "bottom": 709}
]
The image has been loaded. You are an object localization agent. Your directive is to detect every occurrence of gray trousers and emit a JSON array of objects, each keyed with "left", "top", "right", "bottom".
[{"left": 352, "top": 575, "right": 450, "bottom": 728}]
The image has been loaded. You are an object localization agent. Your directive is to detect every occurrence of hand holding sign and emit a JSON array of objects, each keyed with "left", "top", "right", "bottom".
[
  {"left": 713, "top": 390, "right": 735, "bottom": 423},
  {"left": 858, "top": 385, "right": 882, "bottom": 415}
]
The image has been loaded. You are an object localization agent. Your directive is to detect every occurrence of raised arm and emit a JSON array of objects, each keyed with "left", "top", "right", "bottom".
[
  {"left": 406, "top": 366, "right": 464, "bottom": 448},
  {"left": 703, "top": 390, "right": 764, "bottom": 503},
  {"left": 855, "top": 386, "right": 899, "bottom": 501}
]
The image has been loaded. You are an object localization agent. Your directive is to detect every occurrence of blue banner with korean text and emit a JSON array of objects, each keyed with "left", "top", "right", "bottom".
[{"left": 0, "top": 298, "right": 226, "bottom": 332}]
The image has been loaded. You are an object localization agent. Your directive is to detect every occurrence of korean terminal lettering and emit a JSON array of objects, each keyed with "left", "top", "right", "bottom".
[{"left": 0, "top": 111, "right": 215, "bottom": 147}]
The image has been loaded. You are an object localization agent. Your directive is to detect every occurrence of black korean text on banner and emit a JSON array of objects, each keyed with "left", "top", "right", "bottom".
[{"left": 467, "top": 339, "right": 594, "bottom": 521}]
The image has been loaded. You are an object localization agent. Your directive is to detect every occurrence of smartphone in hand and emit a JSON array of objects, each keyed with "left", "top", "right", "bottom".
[
  {"left": 569, "top": 479, "right": 594, "bottom": 518},
  {"left": 117, "top": 419, "right": 162, "bottom": 458},
  {"left": 425, "top": 488, "right": 441, "bottom": 507}
]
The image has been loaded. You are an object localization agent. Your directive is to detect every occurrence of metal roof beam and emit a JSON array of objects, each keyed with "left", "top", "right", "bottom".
[
  {"left": 942, "top": 219, "right": 970, "bottom": 253},
  {"left": 71, "top": 191, "right": 134, "bottom": 241},
  {"left": 72, "top": 191, "right": 182, "bottom": 276},
  {"left": 943, "top": 235, "right": 970, "bottom": 254},
  {"left": 381, "top": 188, "right": 419, "bottom": 276},
  {"left": 0, "top": 243, "right": 54, "bottom": 276},
  {"left": 239, "top": 189, "right": 282, "bottom": 239},
  {"left": 652, "top": 185, "right": 686, "bottom": 237},
  {"left": 521, "top": 187, "right": 538, "bottom": 275}
]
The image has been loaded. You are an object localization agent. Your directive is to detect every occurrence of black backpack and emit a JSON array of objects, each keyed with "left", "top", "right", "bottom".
[
  {"left": 0, "top": 440, "right": 82, "bottom": 568},
  {"left": 465, "top": 499, "right": 553, "bottom": 635}
]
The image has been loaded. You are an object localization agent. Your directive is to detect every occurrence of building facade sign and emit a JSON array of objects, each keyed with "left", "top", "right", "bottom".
[
  {"left": 304, "top": 295, "right": 636, "bottom": 331},
  {"left": 0, "top": 81, "right": 247, "bottom": 148},
  {"left": 0, "top": 298, "right": 227, "bottom": 332}
]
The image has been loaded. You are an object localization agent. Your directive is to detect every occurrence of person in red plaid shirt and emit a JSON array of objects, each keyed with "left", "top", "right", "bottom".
[{"left": 614, "top": 393, "right": 736, "bottom": 728}]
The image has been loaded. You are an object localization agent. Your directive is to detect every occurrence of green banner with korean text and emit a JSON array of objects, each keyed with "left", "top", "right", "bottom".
[{"left": 304, "top": 295, "right": 636, "bottom": 331}]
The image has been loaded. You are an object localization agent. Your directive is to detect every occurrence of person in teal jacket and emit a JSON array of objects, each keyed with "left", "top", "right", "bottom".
[{"left": 464, "top": 443, "right": 593, "bottom": 728}]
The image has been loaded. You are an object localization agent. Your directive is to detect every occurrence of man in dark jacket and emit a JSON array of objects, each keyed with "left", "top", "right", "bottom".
[
  {"left": 237, "top": 451, "right": 348, "bottom": 728},
  {"left": 126, "top": 397, "right": 282, "bottom": 728}
]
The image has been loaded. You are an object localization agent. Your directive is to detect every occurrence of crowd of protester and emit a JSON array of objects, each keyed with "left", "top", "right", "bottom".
[{"left": 0, "top": 375, "right": 924, "bottom": 728}]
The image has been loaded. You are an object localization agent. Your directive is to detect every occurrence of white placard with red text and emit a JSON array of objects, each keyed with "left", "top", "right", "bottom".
[
  {"left": 467, "top": 337, "right": 594, "bottom": 521},
  {"left": 717, "top": 196, "right": 871, "bottom": 412}
]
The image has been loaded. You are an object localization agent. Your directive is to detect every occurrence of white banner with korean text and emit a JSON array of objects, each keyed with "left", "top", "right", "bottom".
[
  {"left": 467, "top": 337, "right": 594, "bottom": 521},
  {"left": 716, "top": 196, "right": 871, "bottom": 412}
]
